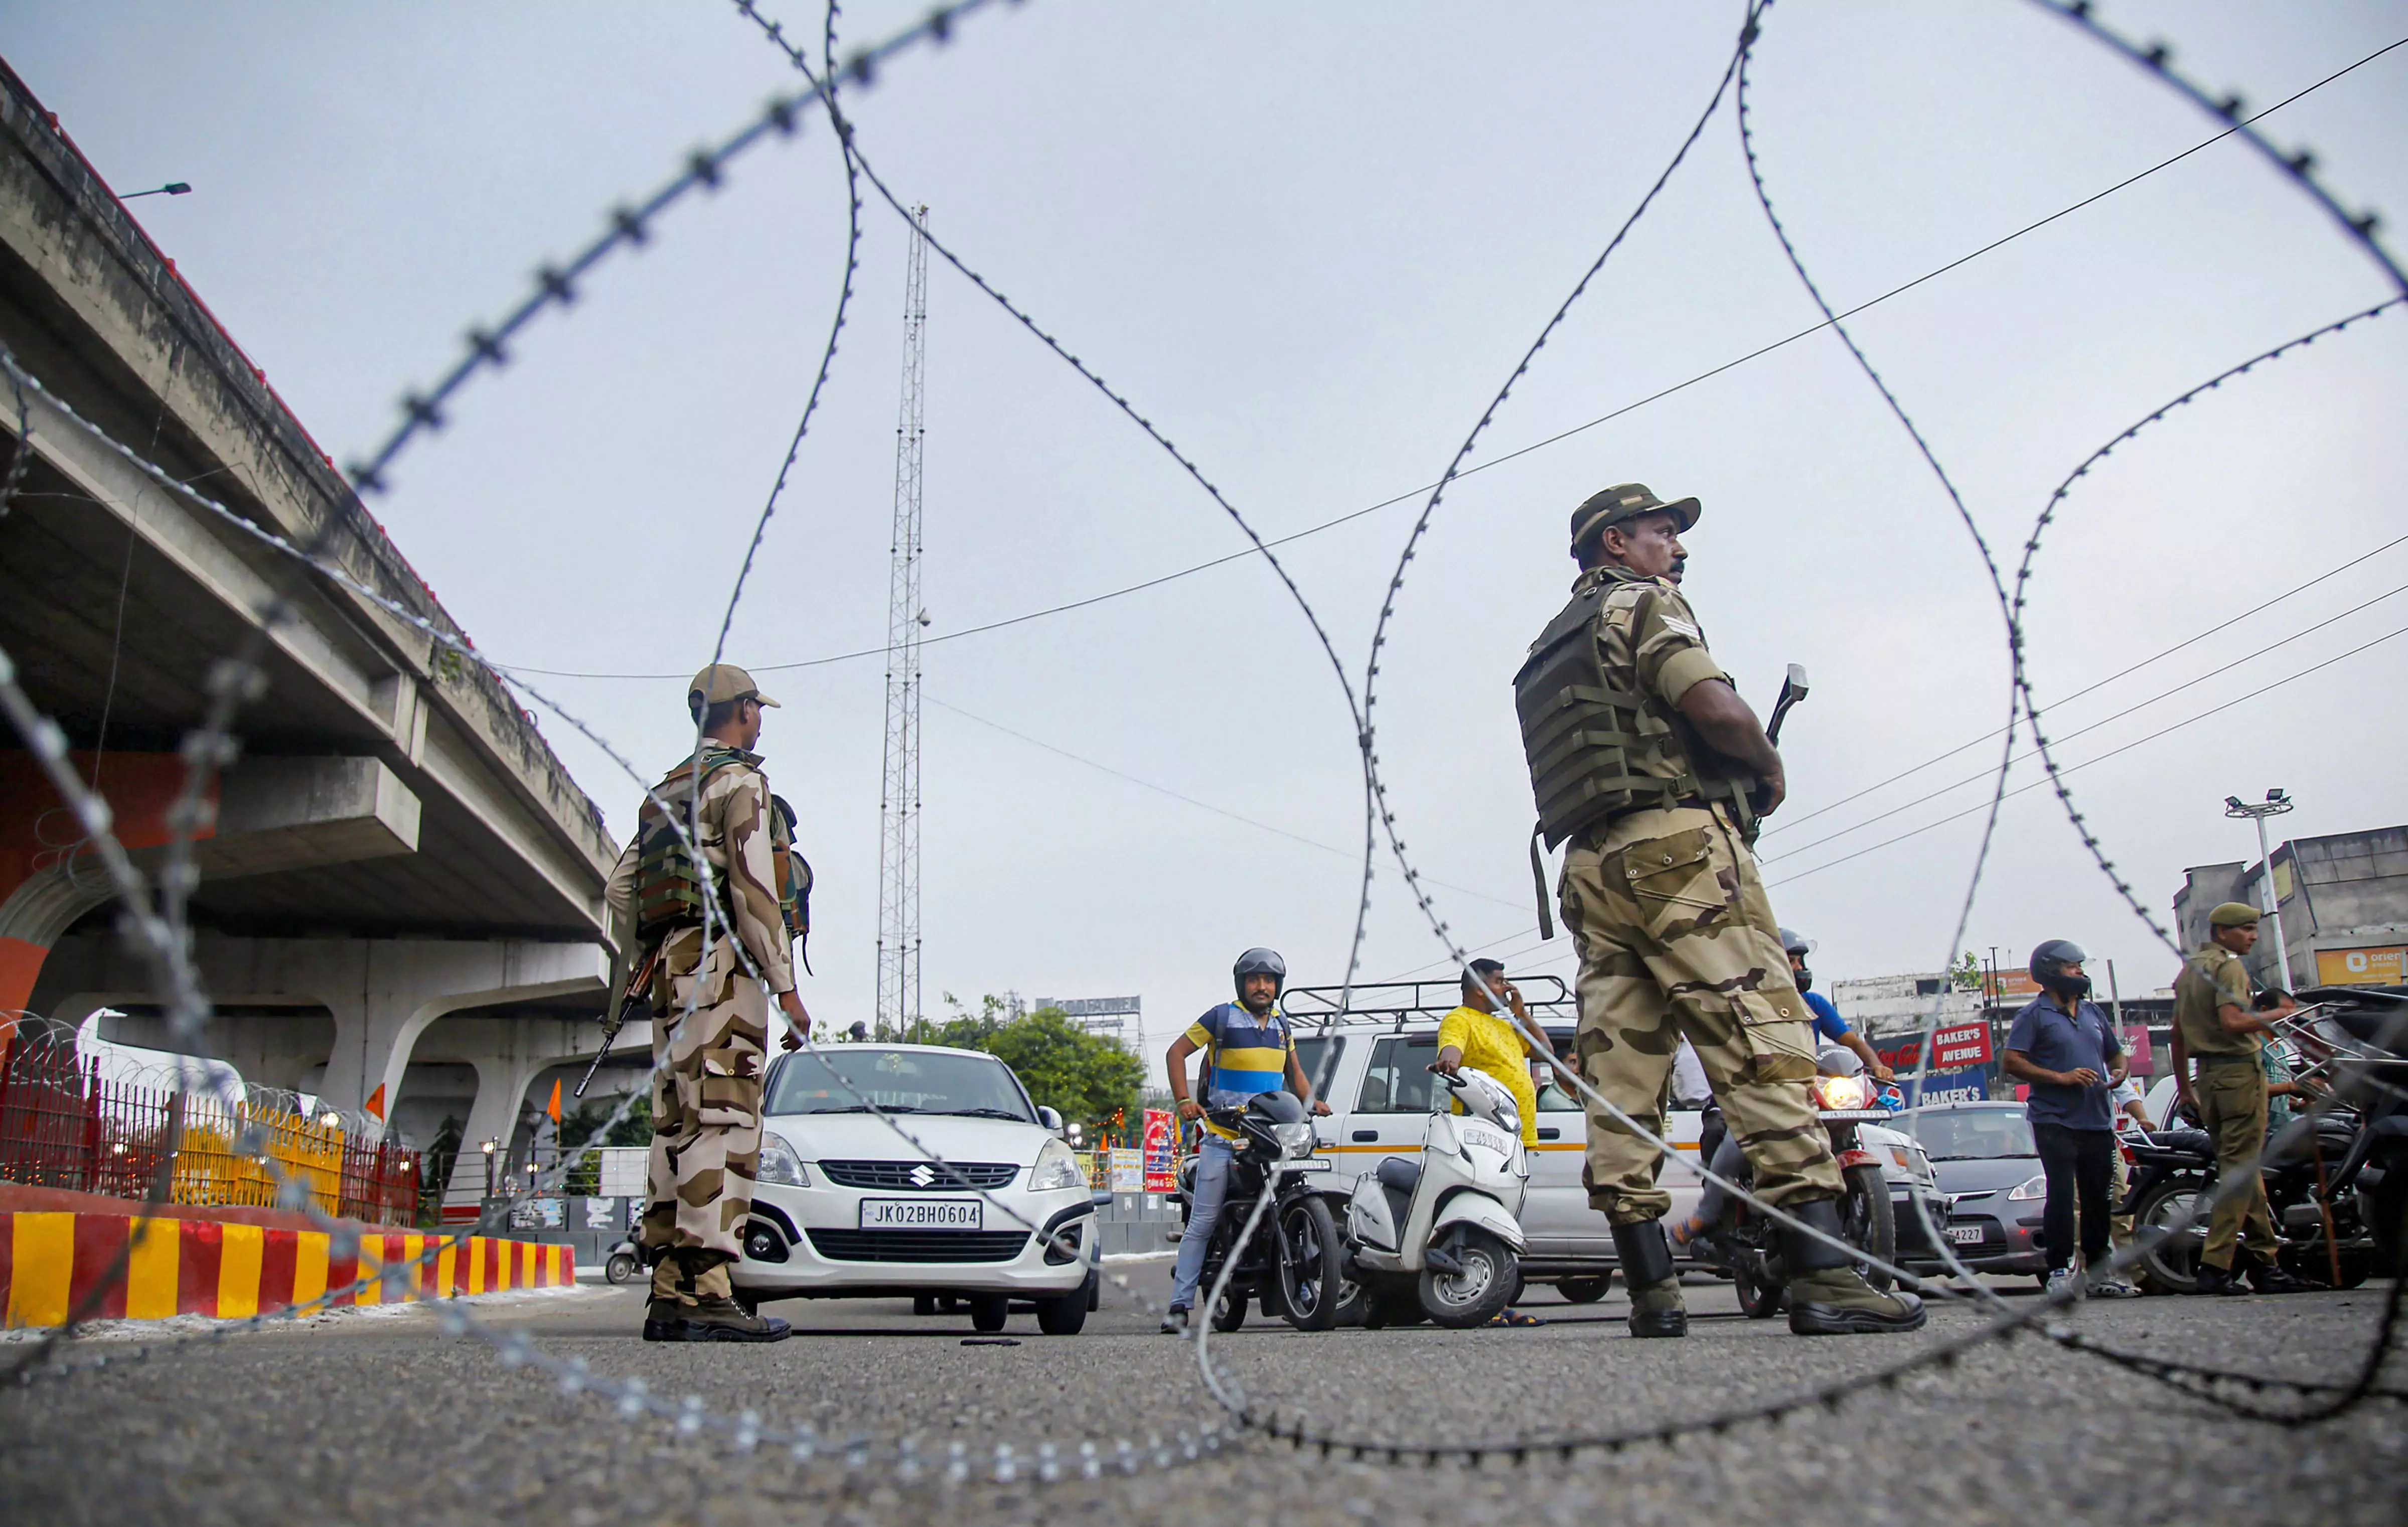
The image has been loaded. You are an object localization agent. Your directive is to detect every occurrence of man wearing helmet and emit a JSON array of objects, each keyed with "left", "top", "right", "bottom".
[
  {"left": 1780, "top": 928, "right": 1893, "bottom": 1084},
  {"left": 1513, "top": 484, "right": 1923, "bottom": 1337},
  {"left": 1158, "top": 947, "right": 1331, "bottom": 1332},
  {"left": 2171, "top": 903, "right": 2306, "bottom": 1294},
  {"left": 2002, "top": 940, "right": 2139, "bottom": 1299}
]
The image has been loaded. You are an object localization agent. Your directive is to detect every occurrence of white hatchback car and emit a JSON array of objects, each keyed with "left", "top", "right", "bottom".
[{"left": 733, "top": 1044, "right": 1099, "bottom": 1334}]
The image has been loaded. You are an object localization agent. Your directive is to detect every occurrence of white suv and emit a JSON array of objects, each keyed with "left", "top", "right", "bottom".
[
  {"left": 733, "top": 1044, "right": 1098, "bottom": 1334},
  {"left": 1285, "top": 981, "right": 1933, "bottom": 1300}
]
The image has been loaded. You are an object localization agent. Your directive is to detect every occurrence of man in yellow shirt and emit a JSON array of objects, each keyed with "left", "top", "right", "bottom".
[
  {"left": 1433, "top": 959, "right": 1542, "bottom": 1325},
  {"left": 1433, "top": 959, "right": 1541, "bottom": 1149}
]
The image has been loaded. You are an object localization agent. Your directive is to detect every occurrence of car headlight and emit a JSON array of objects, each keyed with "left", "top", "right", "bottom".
[
  {"left": 2007, "top": 1173, "right": 2047, "bottom": 1201},
  {"left": 1272, "top": 1121, "right": 1316, "bottom": 1159},
  {"left": 758, "top": 1134, "right": 810, "bottom": 1187},
  {"left": 1031, "top": 1139, "right": 1086, "bottom": 1191}
]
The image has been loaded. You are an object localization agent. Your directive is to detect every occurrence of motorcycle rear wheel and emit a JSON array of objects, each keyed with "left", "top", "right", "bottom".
[
  {"left": 1211, "top": 1288, "right": 1248, "bottom": 1333},
  {"left": 1419, "top": 1228, "right": 1518, "bottom": 1329},
  {"left": 1732, "top": 1265, "right": 1784, "bottom": 1319},
  {"left": 1555, "top": 1274, "right": 1611, "bottom": 1304},
  {"left": 604, "top": 1252, "right": 639, "bottom": 1286},
  {"left": 2131, "top": 1174, "right": 2211, "bottom": 1295}
]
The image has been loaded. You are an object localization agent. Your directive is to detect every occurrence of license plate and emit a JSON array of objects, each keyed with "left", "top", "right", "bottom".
[
  {"left": 1946, "top": 1225, "right": 1986, "bottom": 1244},
  {"left": 858, "top": 1198, "right": 983, "bottom": 1230}
]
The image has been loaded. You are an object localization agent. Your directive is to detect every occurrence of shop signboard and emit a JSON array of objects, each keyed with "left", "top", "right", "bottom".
[{"left": 1141, "top": 1108, "right": 1177, "bottom": 1193}]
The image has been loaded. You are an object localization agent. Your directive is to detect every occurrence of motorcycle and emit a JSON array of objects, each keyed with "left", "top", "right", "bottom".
[
  {"left": 1171, "top": 1090, "right": 1346, "bottom": 1331},
  {"left": 2125, "top": 985, "right": 2408, "bottom": 1293},
  {"left": 1340, "top": 1066, "right": 1531, "bottom": 1329},
  {"left": 1719, "top": 1048, "right": 1903, "bottom": 1319}
]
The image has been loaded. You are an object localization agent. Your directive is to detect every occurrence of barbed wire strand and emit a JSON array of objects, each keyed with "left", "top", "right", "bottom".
[{"left": 6, "top": 0, "right": 2403, "bottom": 1488}]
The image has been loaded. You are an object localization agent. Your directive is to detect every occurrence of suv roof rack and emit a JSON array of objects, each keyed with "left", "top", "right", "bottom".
[{"left": 1280, "top": 976, "right": 1577, "bottom": 1028}]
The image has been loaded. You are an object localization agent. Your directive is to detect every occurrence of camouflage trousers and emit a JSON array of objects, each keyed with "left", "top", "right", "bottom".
[
  {"left": 639, "top": 926, "right": 769, "bottom": 1303},
  {"left": 2195, "top": 1057, "right": 2279, "bottom": 1272},
  {"left": 1559, "top": 802, "right": 1841, "bottom": 1224}
]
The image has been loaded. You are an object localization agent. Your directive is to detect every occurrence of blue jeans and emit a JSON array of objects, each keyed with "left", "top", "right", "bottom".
[{"left": 1168, "top": 1136, "right": 1235, "bottom": 1311}]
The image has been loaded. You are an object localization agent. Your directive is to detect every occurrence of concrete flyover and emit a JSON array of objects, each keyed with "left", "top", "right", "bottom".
[{"left": 0, "top": 59, "right": 639, "bottom": 1180}]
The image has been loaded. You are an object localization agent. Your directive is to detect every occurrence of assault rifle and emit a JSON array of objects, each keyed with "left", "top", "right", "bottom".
[{"left": 574, "top": 943, "right": 664, "bottom": 1099}]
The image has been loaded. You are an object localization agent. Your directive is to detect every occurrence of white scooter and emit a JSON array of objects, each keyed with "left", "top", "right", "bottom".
[{"left": 1341, "top": 1066, "right": 1530, "bottom": 1328}]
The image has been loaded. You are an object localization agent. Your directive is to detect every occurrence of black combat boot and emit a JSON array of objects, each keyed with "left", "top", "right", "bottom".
[
  {"left": 2191, "top": 1261, "right": 2247, "bottom": 1296},
  {"left": 2239, "top": 1249, "right": 2311, "bottom": 1295},
  {"left": 1781, "top": 1198, "right": 1926, "bottom": 1336},
  {"left": 681, "top": 1294, "right": 792, "bottom": 1342},
  {"left": 642, "top": 1297, "right": 691, "bottom": 1341},
  {"left": 1610, "top": 1220, "right": 1687, "bottom": 1338}
]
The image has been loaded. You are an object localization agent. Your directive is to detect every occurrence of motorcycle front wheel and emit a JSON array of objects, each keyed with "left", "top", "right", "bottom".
[
  {"left": 1419, "top": 1228, "right": 1518, "bottom": 1329},
  {"left": 1275, "top": 1195, "right": 1345, "bottom": 1332},
  {"left": 604, "top": 1252, "right": 639, "bottom": 1286},
  {"left": 1840, "top": 1163, "right": 1898, "bottom": 1291}
]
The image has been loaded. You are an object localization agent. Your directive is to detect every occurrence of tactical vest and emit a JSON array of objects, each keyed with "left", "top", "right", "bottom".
[
  {"left": 1513, "top": 580, "right": 1753, "bottom": 849},
  {"left": 631, "top": 747, "right": 757, "bottom": 944}
]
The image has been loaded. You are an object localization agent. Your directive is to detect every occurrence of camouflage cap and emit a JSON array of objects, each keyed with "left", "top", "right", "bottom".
[
  {"left": 688, "top": 663, "right": 781, "bottom": 710},
  {"left": 2208, "top": 901, "right": 2263, "bottom": 928},
  {"left": 1570, "top": 482, "right": 1701, "bottom": 552}
]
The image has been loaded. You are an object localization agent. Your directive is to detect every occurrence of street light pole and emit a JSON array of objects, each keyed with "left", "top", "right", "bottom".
[{"left": 2224, "top": 790, "right": 2296, "bottom": 989}]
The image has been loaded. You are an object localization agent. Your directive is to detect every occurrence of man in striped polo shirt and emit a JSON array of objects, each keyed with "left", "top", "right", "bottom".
[{"left": 1159, "top": 947, "right": 1332, "bottom": 1332}]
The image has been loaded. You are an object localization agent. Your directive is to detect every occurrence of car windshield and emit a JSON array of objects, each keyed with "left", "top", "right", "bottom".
[
  {"left": 766, "top": 1049, "right": 1033, "bottom": 1122},
  {"left": 1905, "top": 1108, "right": 2037, "bottom": 1160}
]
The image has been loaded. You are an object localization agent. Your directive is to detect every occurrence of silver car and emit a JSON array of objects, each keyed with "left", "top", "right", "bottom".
[{"left": 1896, "top": 1102, "right": 2050, "bottom": 1282}]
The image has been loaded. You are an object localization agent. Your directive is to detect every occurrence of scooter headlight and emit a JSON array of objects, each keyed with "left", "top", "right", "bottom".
[
  {"left": 758, "top": 1134, "right": 811, "bottom": 1188},
  {"left": 1273, "top": 1121, "right": 1316, "bottom": 1159}
]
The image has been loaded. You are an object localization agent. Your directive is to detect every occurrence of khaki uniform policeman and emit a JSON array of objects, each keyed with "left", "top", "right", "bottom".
[
  {"left": 607, "top": 663, "right": 813, "bottom": 1341},
  {"left": 1515, "top": 483, "right": 1922, "bottom": 1337},
  {"left": 2171, "top": 901, "right": 2302, "bottom": 1295}
]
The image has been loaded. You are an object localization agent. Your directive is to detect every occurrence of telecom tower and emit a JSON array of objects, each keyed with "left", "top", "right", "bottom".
[{"left": 876, "top": 206, "right": 930, "bottom": 1038}]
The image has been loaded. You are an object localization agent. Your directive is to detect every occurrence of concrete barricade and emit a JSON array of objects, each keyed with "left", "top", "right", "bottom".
[{"left": 1, "top": 1208, "right": 573, "bottom": 1327}]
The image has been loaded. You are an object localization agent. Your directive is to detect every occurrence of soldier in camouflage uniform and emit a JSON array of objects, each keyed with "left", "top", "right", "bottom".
[
  {"left": 1515, "top": 484, "right": 1923, "bottom": 1337},
  {"left": 607, "top": 663, "right": 813, "bottom": 1342}
]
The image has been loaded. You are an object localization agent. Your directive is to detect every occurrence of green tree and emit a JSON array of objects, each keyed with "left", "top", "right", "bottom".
[
  {"left": 934, "top": 999, "right": 1143, "bottom": 1129},
  {"left": 1948, "top": 952, "right": 1983, "bottom": 991}
]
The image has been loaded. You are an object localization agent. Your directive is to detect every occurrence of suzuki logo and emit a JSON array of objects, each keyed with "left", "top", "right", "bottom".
[{"left": 908, "top": 1164, "right": 936, "bottom": 1188}]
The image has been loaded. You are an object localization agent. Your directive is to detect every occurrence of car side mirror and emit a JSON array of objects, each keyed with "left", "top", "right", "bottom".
[
  {"left": 1533, "top": 1064, "right": 1555, "bottom": 1092},
  {"left": 1037, "top": 1105, "right": 1065, "bottom": 1136}
]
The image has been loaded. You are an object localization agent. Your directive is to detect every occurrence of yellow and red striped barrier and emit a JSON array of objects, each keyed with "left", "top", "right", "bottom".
[{"left": 0, "top": 1210, "right": 573, "bottom": 1328}]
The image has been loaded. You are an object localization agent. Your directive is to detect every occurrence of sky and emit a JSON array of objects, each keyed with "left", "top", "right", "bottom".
[{"left": 9, "top": 1, "right": 2406, "bottom": 1061}]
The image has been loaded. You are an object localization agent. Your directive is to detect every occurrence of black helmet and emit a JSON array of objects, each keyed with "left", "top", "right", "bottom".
[
  {"left": 1232, "top": 947, "right": 1286, "bottom": 999},
  {"left": 2029, "top": 939, "right": 2090, "bottom": 998},
  {"left": 1779, "top": 928, "right": 1813, "bottom": 957}
]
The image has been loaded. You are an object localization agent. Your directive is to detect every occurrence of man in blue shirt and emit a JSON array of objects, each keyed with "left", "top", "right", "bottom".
[
  {"left": 2002, "top": 938, "right": 2138, "bottom": 1299},
  {"left": 1158, "top": 947, "right": 1330, "bottom": 1333},
  {"left": 1782, "top": 928, "right": 1893, "bottom": 1082}
]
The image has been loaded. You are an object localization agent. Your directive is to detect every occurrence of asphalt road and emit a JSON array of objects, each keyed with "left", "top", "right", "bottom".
[{"left": 3, "top": 1261, "right": 2402, "bottom": 1527}]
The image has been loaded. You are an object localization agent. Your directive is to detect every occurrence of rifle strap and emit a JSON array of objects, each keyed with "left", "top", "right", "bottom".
[{"left": 1530, "top": 821, "right": 1555, "bottom": 942}]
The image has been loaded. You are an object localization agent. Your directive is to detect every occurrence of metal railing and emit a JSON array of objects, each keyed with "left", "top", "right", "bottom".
[{"left": 0, "top": 1033, "right": 420, "bottom": 1226}]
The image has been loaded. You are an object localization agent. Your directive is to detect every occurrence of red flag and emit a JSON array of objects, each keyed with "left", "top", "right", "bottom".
[
  {"left": 364, "top": 1083, "right": 387, "bottom": 1122},
  {"left": 546, "top": 1077, "right": 562, "bottom": 1124}
]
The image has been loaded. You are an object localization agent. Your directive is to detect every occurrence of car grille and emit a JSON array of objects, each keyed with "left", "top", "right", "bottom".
[
  {"left": 805, "top": 1228, "right": 1032, "bottom": 1264},
  {"left": 817, "top": 1160, "right": 1021, "bottom": 1191}
]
